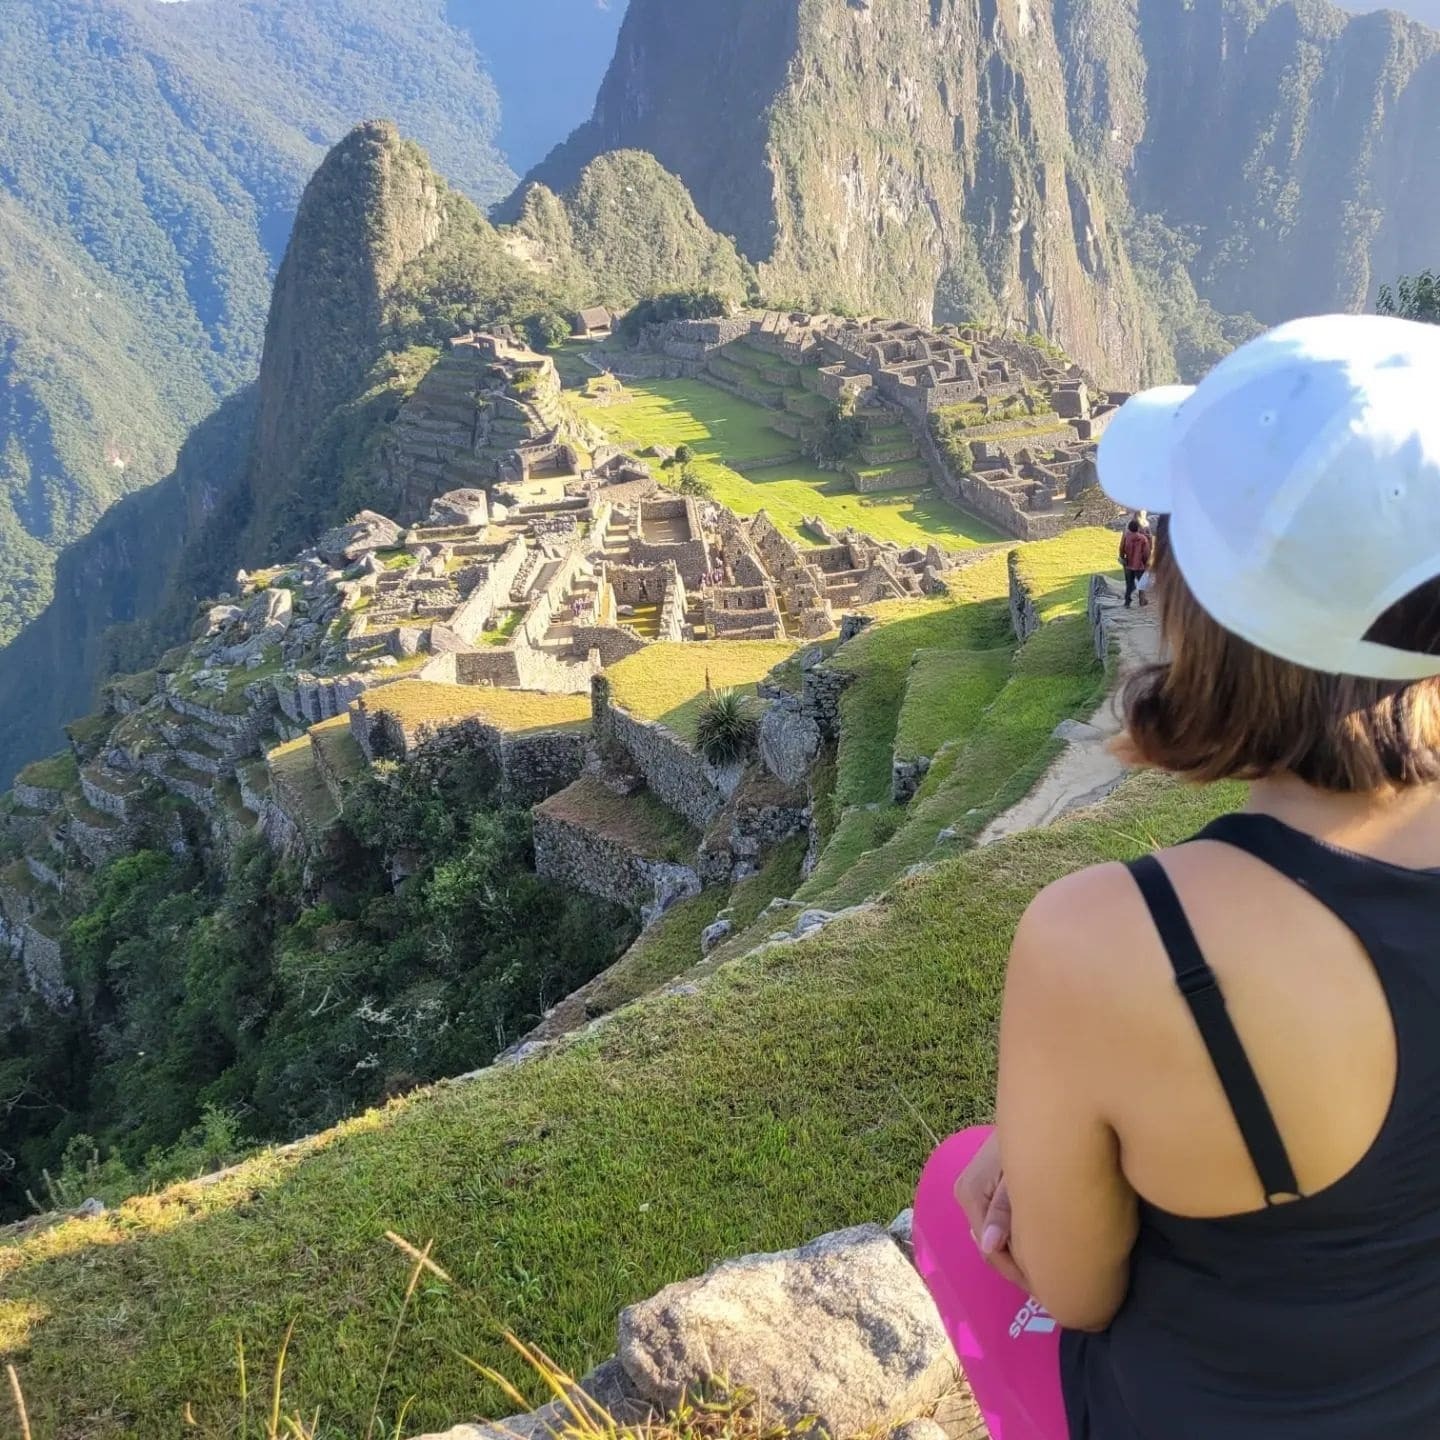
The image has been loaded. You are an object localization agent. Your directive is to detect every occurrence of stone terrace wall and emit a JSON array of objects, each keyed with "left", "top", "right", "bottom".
[
  {"left": 592, "top": 676, "right": 739, "bottom": 829},
  {"left": 533, "top": 809, "right": 699, "bottom": 916},
  {"left": 351, "top": 702, "right": 587, "bottom": 805},
  {"left": 571, "top": 625, "right": 648, "bottom": 666},
  {"left": 1008, "top": 550, "right": 1040, "bottom": 641}
]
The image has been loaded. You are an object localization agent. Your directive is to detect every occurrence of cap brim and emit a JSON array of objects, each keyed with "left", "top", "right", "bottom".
[{"left": 1097, "top": 385, "right": 1195, "bottom": 513}]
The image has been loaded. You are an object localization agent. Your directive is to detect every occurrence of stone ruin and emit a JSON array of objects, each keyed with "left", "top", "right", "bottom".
[{"left": 626, "top": 309, "right": 1127, "bottom": 540}]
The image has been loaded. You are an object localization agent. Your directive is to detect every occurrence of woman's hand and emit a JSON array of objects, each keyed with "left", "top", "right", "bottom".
[{"left": 955, "top": 1131, "right": 1031, "bottom": 1291}]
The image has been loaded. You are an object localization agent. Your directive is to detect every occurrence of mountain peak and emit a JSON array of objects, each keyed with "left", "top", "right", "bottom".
[{"left": 245, "top": 123, "right": 449, "bottom": 552}]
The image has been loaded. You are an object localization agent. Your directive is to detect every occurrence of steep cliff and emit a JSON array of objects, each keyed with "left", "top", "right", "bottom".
[{"left": 524, "top": 0, "right": 1440, "bottom": 385}]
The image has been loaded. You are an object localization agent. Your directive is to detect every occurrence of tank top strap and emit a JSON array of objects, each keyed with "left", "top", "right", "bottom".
[{"left": 1127, "top": 854, "right": 1303, "bottom": 1205}]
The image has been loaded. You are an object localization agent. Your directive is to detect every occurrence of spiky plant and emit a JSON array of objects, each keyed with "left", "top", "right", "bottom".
[{"left": 694, "top": 688, "right": 759, "bottom": 766}]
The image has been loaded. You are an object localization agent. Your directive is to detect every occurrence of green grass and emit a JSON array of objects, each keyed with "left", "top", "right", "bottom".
[
  {"left": 366, "top": 681, "right": 592, "bottom": 737},
  {"left": 570, "top": 376, "right": 999, "bottom": 551},
  {"left": 14, "top": 752, "right": 78, "bottom": 793},
  {"left": 606, "top": 641, "right": 797, "bottom": 744},
  {"left": 893, "top": 648, "right": 1013, "bottom": 763},
  {"left": 798, "top": 616, "right": 1109, "bottom": 911},
  {"left": 264, "top": 737, "right": 337, "bottom": 831},
  {"left": 1012, "top": 527, "right": 1123, "bottom": 620},
  {"left": 0, "top": 775, "right": 1242, "bottom": 1438},
  {"left": 308, "top": 716, "right": 368, "bottom": 787},
  {"left": 827, "top": 583, "right": 1014, "bottom": 810},
  {"left": 481, "top": 609, "right": 524, "bottom": 645}
]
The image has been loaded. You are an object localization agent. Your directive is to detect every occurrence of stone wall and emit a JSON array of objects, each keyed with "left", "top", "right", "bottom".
[
  {"left": 1008, "top": 549, "right": 1040, "bottom": 641},
  {"left": 571, "top": 624, "right": 648, "bottom": 666},
  {"left": 67, "top": 810, "right": 128, "bottom": 869},
  {"left": 592, "top": 676, "right": 739, "bottom": 829},
  {"left": 658, "top": 564, "right": 687, "bottom": 643},
  {"left": 79, "top": 771, "right": 134, "bottom": 821},
  {"left": 631, "top": 500, "right": 711, "bottom": 586},
  {"left": 431, "top": 538, "right": 526, "bottom": 651},
  {"left": 21, "top": 921, "right": 70, "bottom": 1010},
  {"left": 533, "top": 807, "right": 700, "bottom": 920},
  {"left": 12, "top": 783, "right": 63, "bottom": 813},
  {"left": 350, "top": 704, "right": 587, "bottom": 806},
  {"left": 640, "top": 316, "right": 754, "bottom": 360},
  {"left": 166, "top": 691, "right": 275, "bottom": 752},
  {"left": 276, "top": 672, "right": 375, "bottom": 727}
]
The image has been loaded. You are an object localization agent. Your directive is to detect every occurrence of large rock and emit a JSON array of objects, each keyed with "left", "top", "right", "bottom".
[
  {"left": 429, "top": 488, "right": 490, "bottom": 528},
  {"left": 617, "top": 1224, "right": 956, "bottom": 1437},
  {"left": 758, "top": 703, "right": 821, "bottom": 788},
  {"left": 317, "top": 510, "right": 403, "bottom": 565}
]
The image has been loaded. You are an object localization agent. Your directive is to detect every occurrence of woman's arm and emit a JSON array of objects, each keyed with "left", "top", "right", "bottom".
[{"left": 995, "top": 866, "right": 1141, "bottom": 1331}]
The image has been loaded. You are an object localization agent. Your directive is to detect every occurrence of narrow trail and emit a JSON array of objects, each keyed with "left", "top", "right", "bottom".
[{"left": 980, "top": 578, "right": 1161, "bottom": 846}]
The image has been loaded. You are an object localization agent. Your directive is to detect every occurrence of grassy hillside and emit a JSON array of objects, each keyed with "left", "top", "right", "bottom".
[
  {"left": 0, "top": 773, "right": 1243, "bottom": 1436},
  {"left": 0, "top": 525, "right": 1188, "bottom": 1436}
]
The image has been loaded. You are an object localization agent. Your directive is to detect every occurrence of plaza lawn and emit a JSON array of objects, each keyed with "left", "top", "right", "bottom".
[
  {"left": 364, "top": 681, "right": 591, "bottom": 736},
  {"left": 570, "top": 376, "right": 1000, "bottom": 551},
  {"left": 606, "top": 639, "right": 797, "bottom": 743}
]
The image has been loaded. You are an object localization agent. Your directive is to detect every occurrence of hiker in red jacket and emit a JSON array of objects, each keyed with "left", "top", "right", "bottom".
[{"left": 1120, "top": 519, "right": 1152, "bottom": 608}]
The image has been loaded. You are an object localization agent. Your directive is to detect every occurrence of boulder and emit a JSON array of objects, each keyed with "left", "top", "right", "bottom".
[
  {"left": 617, "top": 1225, "right": 956, "bottom": 1437},
  {"left": 759, "top": 704, "right": 821, "bottom": 788},
  {"left": 792, "top": 909, "right": 833, "bottom": 938},
  {"left": 700, "top": 918, "right": 733, "bottom": 955},
  {"left": 317, "top": 510, "right": 403, "bottom": 566},
  {"left": 358, "top": 552, "right": 385, "bottom": 577},
  {"left": 429, "top": 488, "right": 490, "bottom": 528},
  {"left": 205, "top": 604, "right": 243, "bottom": 636}
]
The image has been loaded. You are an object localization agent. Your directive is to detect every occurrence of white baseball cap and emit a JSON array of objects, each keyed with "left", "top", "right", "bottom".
[{"left": 1098, "top": 314, "right": 1440, "bottom": 680}]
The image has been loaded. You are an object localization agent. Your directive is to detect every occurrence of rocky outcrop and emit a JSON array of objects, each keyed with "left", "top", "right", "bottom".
[
  {"left": 417, "top": 1219, "right": 964, "bottom": 1440},
  {"left": 617, "top": 1224, "right": 956, "bottom": 1433}
]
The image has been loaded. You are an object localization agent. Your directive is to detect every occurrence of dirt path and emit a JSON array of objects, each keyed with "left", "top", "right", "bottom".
[{"left": 980, "top": 578, "right": 1161, "bottom": 845}]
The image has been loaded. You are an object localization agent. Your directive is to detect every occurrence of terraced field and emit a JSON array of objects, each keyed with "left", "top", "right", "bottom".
[{"left": 569, "top": 374, "right": 999, "bottom": 551}]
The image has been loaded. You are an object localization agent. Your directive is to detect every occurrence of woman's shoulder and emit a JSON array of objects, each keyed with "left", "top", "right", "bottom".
[{"left": 1009, "top": 851, "right": 1196, "bottom": 1010}]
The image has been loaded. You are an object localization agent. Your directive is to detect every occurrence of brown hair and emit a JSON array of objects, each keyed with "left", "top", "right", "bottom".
[{"left": 1120, "top": 520, "right": 1440, "bottom": 792}]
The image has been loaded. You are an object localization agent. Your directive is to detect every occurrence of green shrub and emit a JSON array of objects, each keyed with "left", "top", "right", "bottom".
[
  {"left": 618, "top": 289, "right": 731, "bottom": 342},
  {"left": 694, "top": 688, "right": 759, "bottom": 766},
  {"left": 523, "top": 309, "right": 572, "bottom": 352}
]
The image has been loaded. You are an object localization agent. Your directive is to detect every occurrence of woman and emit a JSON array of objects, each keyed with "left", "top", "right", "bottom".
[{"left": 956, "top": 313, "right": 1440, "bottom": 1437}]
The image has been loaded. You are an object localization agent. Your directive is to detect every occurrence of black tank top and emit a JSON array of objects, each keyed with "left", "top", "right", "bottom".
[{"left": 1061, "top": 812, "right": 1440, "bottom": 1439}]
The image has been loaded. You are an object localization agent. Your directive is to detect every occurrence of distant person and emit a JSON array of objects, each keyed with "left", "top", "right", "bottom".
[
  {"left": 1119, "top": 518, "right": 1152, "bottom": 608},
  {"left": 912, "top": 314, "right": 1440, "bottom": 1438}
]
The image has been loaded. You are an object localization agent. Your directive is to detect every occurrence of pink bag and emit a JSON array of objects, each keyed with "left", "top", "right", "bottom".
[{"left": 912, "top": 1126, "right": 1069, "bottom": 1440}]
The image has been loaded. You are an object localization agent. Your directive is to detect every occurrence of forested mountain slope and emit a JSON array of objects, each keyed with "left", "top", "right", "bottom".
[
  {"left": 0, "top": 0, "right": 511, "bottom": 645},
  {"left": 523, "top": 0, "right": 1440, "bottom": 383}
]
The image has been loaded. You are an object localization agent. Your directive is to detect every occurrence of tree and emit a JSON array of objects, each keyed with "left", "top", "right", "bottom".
[
  {"left": 523, "top": 309, "right": 572, "bottom": 352},
  {"left": 811, "top": 396, "right": 866, "bottom": 465},
  {"left": 1377, "top": 272, "right": 1440, "bottom": 325}
]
